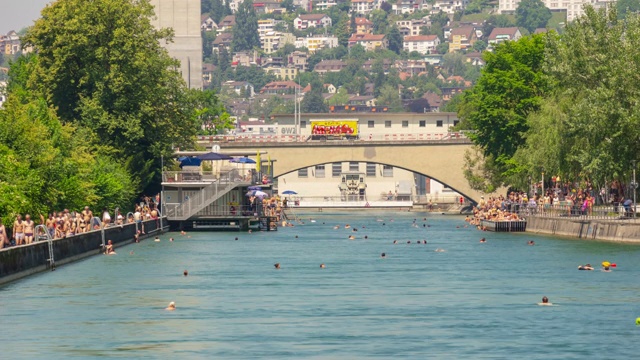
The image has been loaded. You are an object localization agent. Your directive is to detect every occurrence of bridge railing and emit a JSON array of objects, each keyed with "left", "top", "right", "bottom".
[
  {"left": 280, "top": 194, "right": 465, "bottom": 204},
  {"left": 162, "top": 169, "right": 246, "bottom": 183},
  {"left": 196, "top": 132, "right": 470, "bottom": 143}
]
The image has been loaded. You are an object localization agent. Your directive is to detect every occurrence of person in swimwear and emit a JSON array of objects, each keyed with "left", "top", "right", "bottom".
[
  {"left": 320, "top": 264, "right": 326, "bottom": 269},
  {"left": 538, "top": 296, "right": 552, "bottom": 306},
  {"left": 13, "top": 214, "right": 25, "bottom": 246},
  {"left": 578, "top": 264, "right": 594, "bottom": 270},
  {"left": 165, "top": 302, "right": 176, "bottom": 311},
  {"left": 45, "top": 213, "right": 56, "bottom": 239},
  {"left": 274, "top": 263, "right": 281, "bottom": 269},
  {"left": 104, "top": 240, "right": 116, "bottom": 255},
  {"left": 0, "top": 219, "right": 7, "bottom": 249},
  {"left": 480, "top": 237, "right": 486, "bottom": 243}
]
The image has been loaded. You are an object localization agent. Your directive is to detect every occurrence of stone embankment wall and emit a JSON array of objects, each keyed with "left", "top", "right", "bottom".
[
  {"left": 526, "top": 216, "right": 640, "bottom": 242},
  {"left": 0, "top": 218, "right": 167, "bottom": 286}
]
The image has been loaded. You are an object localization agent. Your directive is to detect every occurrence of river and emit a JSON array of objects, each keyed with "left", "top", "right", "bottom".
[{"left": 1, "top": 212, "right": 639, "bottom": 358}]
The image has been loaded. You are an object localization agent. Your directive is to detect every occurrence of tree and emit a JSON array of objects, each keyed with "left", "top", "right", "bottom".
[
  {"left": 472, "top": 39, "right": 487, "bottom": 52},
  {"left": 301, "top": 78, "right": 328, "bottom": 113},
  {"left": 376, "top": 84, "right": 403, "bottom": 112},
  {"left": 515, "top": 0, "right": 552, "bottom": 33},
  {"left": 380, "top": 1, "right": 392, "bottom": 13},
  {"left": 370, "top": 9, "right": 388, "bottom": 34},
  {"left": 208, "top": 0, "right": 231, "bottom": 23},
  {"left": 327, "top": 86, "right": 350, "bottom": 106},
  {"left": 387, "top": 26, "right": 403, "bottom": 54},
  {"left": 190, "top": 89, "right": 233, "bottom": 135},
  {"left": 281, "top": 0, "right": 295, "bottom": 12},
  {"left": 334, "top": 14, "right": 351, "bottom": 48},
  {"left": 202, "top": 30, "right": 217, "bottom": 62},
  {"left": 442, "top": 52, "right": 466, "bottom": 76},
  {"left": 232, "top": 0, "right": 260, "bottom": 51},
  {"left": 458, "top": 34, "right": 547, "bottom": 189},
  {"left": 436, "top": 42, "right": 449, "bottom": 54},
  {"left": 23, "top": 0, "right": 199, "bottom": 194},
  {"left": 617, "top": 0, "right": 640, "bottom": 19}
]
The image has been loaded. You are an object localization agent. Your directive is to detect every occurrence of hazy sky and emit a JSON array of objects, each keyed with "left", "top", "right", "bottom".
[{"left": 0, "top": 0, "right": 53, "bottom": 34}]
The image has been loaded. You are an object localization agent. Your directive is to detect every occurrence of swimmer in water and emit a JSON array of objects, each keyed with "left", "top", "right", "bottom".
[
  {"left": 183, "top": 270, "right": 188, "bottom": 276},
  {"left": 165, "top": 301, "right": 176, "bottom": 311},
  {"left": 234, "top": 237, "right": 238, "bottom": 241},
  {"left": 274, "top": 263, "right": 281, "bottom": 269},
  {"left": 578, "top": 264, "right": 594, "bottom": 271},
  {"left": 435, "top": 248, "right": 446, "bottom": 252},
  {"left": 393, "top": 240, "right": 398, "bottom": 244},
  {"left": 320, "top": 263, "right": 325, "bottom": 269},
  {"left": 602, "top": 266, "right": 611, "bottom": 272},
  {"left": 364, "top": 235, "right": 368, "bottom": 239},
  {"left": 480, "top": 237, "right": 486, "bottom": 243},
  {"left": 333, "top": 225, "right": 340, "bottom": 230},
  {"left": 295, "top": 235, "right": 299, "bottom": 239},
  {"left": 528, "top": 240, "right": 535, "bottom": 245},
  {"left": 181, "top": 231, "right": 186, "bottom": 235},
  {"left": 380, "top": 253, "right": 386, "bottom": 258},
  {"left": 348, "top": 235, "right": 355, "bottom": 240},
  {"left": 345, "top": 224, "right": 351, "bottom": 229},
  {"left": 248, "top": 230, "right": 252, "bottom": 233},
  {"left": 407, "top": 240, "right": 411, "bottom": 244},
  {"left": 104, "top": 240, "right": 116, "bottom": 255},
  {"left": 154, "top": 237, "right": 160, "bottom": 242},
  {"left": 170, "top": 238, "right": 174, "bottom": 242},
  {"left": 538, "top": 296, "right": 552, "bottom": 306}
]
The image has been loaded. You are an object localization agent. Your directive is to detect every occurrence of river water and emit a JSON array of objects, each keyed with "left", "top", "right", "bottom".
[{"left": 1, "top": 212, "right": 639, "bottom": 359}]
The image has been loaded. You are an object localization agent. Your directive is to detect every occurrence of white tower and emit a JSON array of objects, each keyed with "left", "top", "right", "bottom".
[{"left": 149, "top": 0, "right": 203, "bottom": 89}]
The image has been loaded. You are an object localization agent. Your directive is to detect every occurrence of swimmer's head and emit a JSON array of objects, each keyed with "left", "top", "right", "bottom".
[
  {"left": 235, "top": 237, "right": 238, "bottom": 241},
  {"left": 393, "top": 240, "right": 397, "bottom": 244},
  {"left": 320, "top": 263, "right": 325, "bottom": 269},
  {"left": 274, "top": 263, "right": 281, "bottom": 269},
  {"left": 183, "top": 270, "right": 188, "bottom": 276},
  {"left": 167, "top": 301, "right": 176, "bottom": 309},
  {"left": 364, "top": 235, "right": 368, "bottom": 239},
  {"left": 542, "top": 296, "right": 549, "bottom": 303},
  {"left": 295, "top": 235, "right": 298, "bottom": 239},
  {"left": 381, "top": 253, "right": 386, "bottom": 258}
]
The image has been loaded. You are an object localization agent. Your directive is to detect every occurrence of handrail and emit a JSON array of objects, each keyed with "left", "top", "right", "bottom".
[
  {"left": 34, "top": 224, "right": 55, "bottom": 270},
  {"left": 91, "top": 216, "right": 105, "bottom": 248}
]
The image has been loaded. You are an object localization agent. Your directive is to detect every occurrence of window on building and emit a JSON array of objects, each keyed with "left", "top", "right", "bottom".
[
  {"left": 366, "top": 163, "right": 376, "bottom": 177},
  {"left": 382, "top": 165, "right": 393, "bottom": 177},
  {"left": 349, "top": 162, "right": 359, "bottom": 172},
  {"left": 332, "top": 162, "right": 342, "bottom": 177},
  {"left": 385, "top": 120, "right": 391, "bottom": 128},
  {"left": 315, "top": 165, "right": 325, "bottom": 178},
  {"left": 402, "top": 120, "right": 408, "bottom": 128},
  {"left": 419, "top": 120, "right": 426, "bottom": 127},
  {"left": 368, "top": 120, "right": 375, "bottom": 128},
  {"left": 436, "top": 120, "right": 443, "bottom": 127},
  {"left": 453, "top": 120, "right": 459, "bottom": 126},
  {"left": 300, "top": 120, "right": 307, "bottom": 128},
  {"left": 298, "top": 168, "right": 308, "bottom": 177}
]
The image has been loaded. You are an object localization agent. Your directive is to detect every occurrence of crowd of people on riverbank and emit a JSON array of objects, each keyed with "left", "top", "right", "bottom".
[{"left": 0, "top": 196, "right": 161, "bottom": 249}]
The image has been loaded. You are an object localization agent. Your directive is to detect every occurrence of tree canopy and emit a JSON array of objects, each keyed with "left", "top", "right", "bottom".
[
  {"left": 232, "top": 0, "right": 260, "bottom": 51},
  {"left": 515, "top": 0, "right": 552, "bottom": 33}
]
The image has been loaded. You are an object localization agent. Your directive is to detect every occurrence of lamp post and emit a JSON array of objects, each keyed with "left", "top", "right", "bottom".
[
  {"left": 541, "top": 169, "right": 545, "bottom": 198},
  {"left": 633, "top": 160, "right": 637, "bottom": 215}
]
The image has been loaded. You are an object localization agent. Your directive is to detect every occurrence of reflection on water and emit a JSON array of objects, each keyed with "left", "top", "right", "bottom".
[{"left": 2, "top": 212, "right": 640, "bottom": 359}]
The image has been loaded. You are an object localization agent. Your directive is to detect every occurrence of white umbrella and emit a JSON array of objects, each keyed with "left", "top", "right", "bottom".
[{"left": 254, "top": 190, "right": 268, "bottom": 198}]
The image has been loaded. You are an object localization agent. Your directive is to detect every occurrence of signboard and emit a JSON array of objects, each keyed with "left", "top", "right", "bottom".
[
  {"left": 280, "top": 126, "right": 297, "bottom": 135},
  {"left": 310, "top": 120, "right": 358, "bottom": 137}
]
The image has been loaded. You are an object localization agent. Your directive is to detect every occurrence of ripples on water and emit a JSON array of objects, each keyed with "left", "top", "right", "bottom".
[{"left": 1, "top": 212, "right": 639, "bottom": 359}]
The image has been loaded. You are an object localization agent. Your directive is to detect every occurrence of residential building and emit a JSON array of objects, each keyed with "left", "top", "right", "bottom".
[
  {"left": 262, "top": 32, "right": 296, "bottom": 54},
  {"left": 233, "top": 51, "right": 259, "bottom": 67},
  {"left": 315, "top": 0, "right": 339, "bottom": 10},
  {"left": 421, "top": 92, "right": 443, "bottom": 111},
  {"left": 295, "top": 36, "right": 339, "bottom": 53},
  {"left": 498, "top": 0, "right": 613, "bottom": 21},
  {"left": 392, "top": 0, "right": 422, "bottom": 14},
  {"left": 288, "top": 51, "right": 309, "bottom": 71},
  {"left": 487, "top": 27, "right": 522, "bottom": 49},
  {"left": 351, "top": 0, "right": 376, "bottom": 15},
  {"left": 0, "top": 31, "right": 21, "bottom": 55},
  {"left": 294, "top": 14, "right": 333, "bottom": 30},
  {"left": 213, "top": 32, "right": 234, "bottom": 52},
  {"left": 253, "top": 0, "right": 286, "bottom": 14},
  {"left": 201, "top": 16, "right": 218, "bottom": 31},
  {"left": 355, "top": 17, "right": 374, "bottom": 34},
  {"left": 324, "top": 84, "right": 337, "bottom": 93},
  {"left": 403, "top": 35, "right": 440, "bottom": 55},
  {"left": 449, "top": 26, "right": 477, "bottom": 52},
  {"left": 218, "top": 15, "right": 236, "bottom": 32},
  {"left": 348, "top": 34, "right": 388, "bottom": 51},
  {"left": 396, "top": 18, "right": 430, "bottom": 36},
  {"left": 149, "top": 0, "right": 203, "bottom": 89},
  {"left": 464, "top": 52, "right": 485, "bottom": 66},
  {"left": 394, "top": 60, "right": 427, "bottom": 76},
  {"left": 265, "top": 65, "right": 299, "bottom": 80},
  {"left": 313, "top": 60, "right": 348, "bottom": 75},
  {"left": 362, "top": 59, "right": 394, "bottom": 73},
  {"left": 202, "top": 63, "right": 216, "bottom": 86},
  {"left": 294, "top": 0, "right": 313, "bottom": 12},
  {"left": 260, "top": 81, "right": 302, "bottom": 94},
  {"left": 222, "top": 81, "right": 255, "bottom": 97},
  {"left": 258, "top": 19, "right": 277, "bottom": 39},
  {"left": 431, "top": 0, "right": 469, "bottom": 14}
]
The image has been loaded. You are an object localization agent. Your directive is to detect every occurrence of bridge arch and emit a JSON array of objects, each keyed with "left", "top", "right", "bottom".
[{"left": 258, "top": 141, "right": 487, "bottom": 204}]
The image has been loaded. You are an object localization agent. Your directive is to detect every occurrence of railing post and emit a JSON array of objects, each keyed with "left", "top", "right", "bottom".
[{"left": 35, "top": 224, "right": 55, "bottom": 270}]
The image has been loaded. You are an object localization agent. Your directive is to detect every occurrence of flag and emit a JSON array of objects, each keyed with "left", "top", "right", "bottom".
[{"left": 256, "top": 151, "right": 261, "bottom": 173}]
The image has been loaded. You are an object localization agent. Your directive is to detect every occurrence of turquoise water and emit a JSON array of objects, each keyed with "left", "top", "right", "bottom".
[{"left": 2, "top": 212, "right": 639, "bottom": 359}]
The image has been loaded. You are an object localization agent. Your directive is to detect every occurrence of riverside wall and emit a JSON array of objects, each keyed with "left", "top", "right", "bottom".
[
  {"left": 0, "top": 218, "right": 167, "bottom": 286},
  {"left": 526, "top": 216, "right": 640, "bottom": 242}
]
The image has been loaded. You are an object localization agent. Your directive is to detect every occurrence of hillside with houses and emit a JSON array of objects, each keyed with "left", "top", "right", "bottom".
[{"left": 200, "top": 0, "right": 579, "bottom": 120}]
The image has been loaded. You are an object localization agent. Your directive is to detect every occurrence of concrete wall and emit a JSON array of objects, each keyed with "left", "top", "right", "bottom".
[
  {"left": 526, "top": 216, "right": 640, "bottom": 243},
  {"left": 149, "top": 0, "right": 203, "bottom": 89},
  {"left": 0, "top": 219, "right": 167, "bottom": 286}
]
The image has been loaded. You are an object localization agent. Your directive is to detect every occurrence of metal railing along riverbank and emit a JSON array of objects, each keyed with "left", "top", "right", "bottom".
[{"left": 504, "top": 204, "right": 639, "bottom": 222}]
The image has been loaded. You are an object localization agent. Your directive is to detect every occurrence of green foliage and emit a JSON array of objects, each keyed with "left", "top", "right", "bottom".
[
  {"left": 376, "top": 84, "right": 404, "bottom": 112},
  {"left": 232, "top": 0, "right": 260, "bottom": 51},
  {"left": 301, "top": 78, "right": 328, "bottom": 113},
  {"left": 515, "top": 0, "right": 552, "bottom": 33},
  {"left": 189, "top": 89, "right": 233, "bottom": 135},
  {"left": 459, "top": 34, "right": 547, "bottom": 185},
  {"left": 327, "top": 86, "right": 350, "bottom": 106},
  {"left": 436, "top": 42, "right": 449, "bottom": 54},
  {"left": 387, "top": 26, "right": 403, "bottom": 54},
  {"left": 472, "top": 39, "right": 487, "bottom": 52},
  {"left": 23, "top": 0, "right": 199, "bottom": 194},
  {"left": 370, "top": 9, "right": 388, "bottom": 34},
  {"left": 334, "top": 14, "right": 351, "bottom": 48},
  {"left": 617, "top": 0, "right": 640, "bottom": 19}
]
